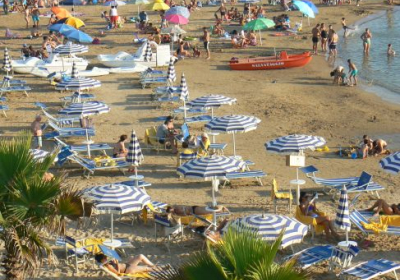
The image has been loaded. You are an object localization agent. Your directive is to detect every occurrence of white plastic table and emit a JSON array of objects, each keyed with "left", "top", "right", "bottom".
[{"left": 103, "top": 239, "right": 122, "bottom": 249}]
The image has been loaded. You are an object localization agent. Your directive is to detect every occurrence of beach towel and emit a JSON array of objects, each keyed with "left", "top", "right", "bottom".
[
  {"left": 381, "top": 215, "right": 400, "bottom": 227},
  {"left": 361, "top": 221, "right": 387, "bottom": 234},
  {"left": 295, "top": 206, "right": 326, "bottom": 234},
  {"left": 71, "top": 237, "right": 106, "bottom": 254}
]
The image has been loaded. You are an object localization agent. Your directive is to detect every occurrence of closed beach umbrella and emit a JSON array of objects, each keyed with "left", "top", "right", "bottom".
[
  {"left": 2, "top": 48, "right": 12, "bottom": 75},
  {"left": 230, "top": 214, "right": 308, "bottom": 249},
  {"left": 177, "top": 156, "right": 245, "bottom": 224},
  {"left": 59, "top": 101, "right": 110, "bottom": 117},
  {"left": 165, "top": 6, "right": 190, "bottom": 18},
  {"left": 144, "top": 41, "right": 152, "bottom": 62},
  {"left": 380, "top": 152, "right": 400, "bottom": 174},
  {"left": 53, "top": 42, "right": 88, "bottom": 55},
  {"left": 48, "top": 23, "right": 76, "bottom": 33},
  {"left": 165, "top": 14, "right": 189, "bottom": 25},
  {"left": 293, "top": 0, "right": 315, "bottom": 18},
  {"left": 179, "top": 72, "right": 189, "bottom": 118},
  {"left": 30, "top": 149, "right": 50, "bottom": 162},
  {"left": 265, "top": 134, "right": 326, "bottom": 153},
  {"left": 62, "top": 29, "right": 93, "bottom": 43},
  {"left": 335, "top": 186, "right": 351, "bottom": 243},
  {"left": 65, "top": 17, "right": 85, "bottom": 29},
  {"left": 85, "top": 183, "right": 151, "bottom": 241},
  {"left": 301, "top": 0, "right": 318, "bottom": 14},
  {"left": 243, "top": 18, "right": 275, "bottom": 45},
  {"left": 150, "top": 0, "right": 170, "bottom": 11},
  {"left": 51, "top": 7, "right": 72, "bottom": 19},
  {"left": 205, "top": 115, "right": 261, "bottom": 156},
  {"left": 167, "top": 57, "right": 176, "bottom": 84},
  {"left": 188, "top": 94, "right": 237, "bottom": 118},
  {"left": 126, "top": 130, "right": 144, "bottom": 187}
]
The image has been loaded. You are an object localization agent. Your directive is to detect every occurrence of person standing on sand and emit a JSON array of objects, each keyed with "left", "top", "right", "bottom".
[
  {"left": 110, "top": 5, "right": 118, "bottom": 29},
  {"left": 329, "top": 30, "right": 338, "bottom": 57},
  {"left": 360, "top": 28, "right": 372, "bottom": 55},
  {"left": 31, "top": 115, "right": 43, "bottom": 149},
  {"left": 311, "top": 23, "right": 320, "bottom": 55},
  {"left": 320, "top": 23, "right": 327, "bottom": 52},
  {"left": 347, "top": 59, "right": 358, "bottom": 86},
  {"left": 31, "top": 4, "right": 40, "bottom": 27},
  {"left": 23, "top": 5, "right": 30, "bottom": 29},
  {"left": 202, "top": 27, "right": 210, "bottom": 60}
]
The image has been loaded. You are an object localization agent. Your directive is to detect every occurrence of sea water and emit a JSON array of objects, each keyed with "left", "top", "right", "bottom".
[{"left": 338, "top": 8, "right": 400, "bottom": 101}]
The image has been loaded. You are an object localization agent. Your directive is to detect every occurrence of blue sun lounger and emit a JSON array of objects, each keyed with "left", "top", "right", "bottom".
[
  {"left": 60, "top": 93, "right": 96, "bottom": 106},
  {"left": 349, "top": 209, "right": 400, "bottom": 236},
  {"left": 300, "top": 166, "right": 384, "bottom": 200},
  {"left": 140, "top": 68, "right": 167, "bottom": 78},
  {"left": 54, "top": 137, "right": 112, "bottom": 155},
  {"left": 44, "top": 129, "right": 95, "bottom": 140},
  {"left": 224, "top": 170, "right": 266, "bottom": 186},
  {"left": 0, "top": 97, "right": 8, "bottom": 117},
  {"left": 0, "top": 85, "right": 31, "bottom": 97},
  {"left": 340, "top": 259, "right": 400, "bottom": 280},
  {"left": 140, "top": 77, "right": 168, "bottom": 89},
  {"left": 185, "top": 115, "right": 213, "bottom": 124},
  {"left": 2, "top": 76, "right": 27, "bottom": 87}
]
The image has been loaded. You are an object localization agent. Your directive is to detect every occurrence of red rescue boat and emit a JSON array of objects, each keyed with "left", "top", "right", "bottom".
[{"left": 229, "top": 51, "right": 312, "bottom": 70}]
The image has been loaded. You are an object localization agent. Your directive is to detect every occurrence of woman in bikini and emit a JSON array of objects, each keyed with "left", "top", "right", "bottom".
[
  {"left": 320, "top": 23, "right": 328, "bottom": 52},
  {"left": 366, "top": 199, "right": 400, "bottom": 216},
  {"left": 166, "top": 205, "right": 229, "bottom": 216},
  {"left": 299, "top": 192, "right": 340, "bottom": 241},
  {"left": 360, "top": 28, "right": 372, "bottom": 55},
  {"left": 95, "top": 253, "right": 156, "bottom": 275},
  {"left": 113, "top": 134, "right": 128, "bottom": 158}
]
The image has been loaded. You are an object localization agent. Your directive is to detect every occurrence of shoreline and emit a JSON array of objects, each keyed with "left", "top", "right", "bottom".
[{"left": 336, "top": 6, "right": 400, "bottom": 105}]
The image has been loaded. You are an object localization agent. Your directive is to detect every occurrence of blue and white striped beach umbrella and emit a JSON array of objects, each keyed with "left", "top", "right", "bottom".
[
  {"left": 167, "top": 58, "right": 176, "bottom": 84},
  {"left": 55, "top": 63, "right": 101, "bottom": 91},
  {"left": 177, "top": 156, "right": 245, "bottom": 208},
  {"left": 2, "top": 48, "right": 12, "bottom": 74},
  {"left": 58, "top": 101, "right": 110, "bottom": 117},
  {"left": 265, "top": 134, "right": 326, "bottom": 153},
  {"left": 85, "top": 183, "right": 151, "bottom": 241},
  {"left": 230, "top": 214, "right": 308, "bottom": 248},
  {"left": 380, "top": 152, "right": 400, "bottom": 174},
  {"left": 188, "top": 94, "right": 237, "bottom": 118},
  {"left": 30, "top": 149, "right": 50, "bottom": 162},
  {"left": 205, "top": 115, "right": 261, "bottom": 156},
  {"left": 53, "top": 42, "right": 89, "bottom": 55},
  {"left": 126, "top": 130, "right": 144, "bottom": 167},
  {"left": 335, "top": 186, "right": 351, "bottom": 242},
  {"left": 144, "top": 41, "right": 152, "bottom": 62},
  {"left": 179, "top": 72, "right": 189, "bottom": 101}
]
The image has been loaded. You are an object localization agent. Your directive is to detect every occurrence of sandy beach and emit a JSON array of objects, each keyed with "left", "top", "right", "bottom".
[{"left": 1, "top": 0, "right": 400, "bottom": 278}]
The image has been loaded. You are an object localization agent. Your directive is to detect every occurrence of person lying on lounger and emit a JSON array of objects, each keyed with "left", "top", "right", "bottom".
[
  {"left": 299, "top": 192, "right": 340, "bottom": 241},
  {"left": 95, "top": 253, "right": 157, "bottom": 275},
  {"left": 166, "top": 205, "right": 229, "bottom": 216},
  {"left": 365, "top": 199, "right": 400, "bottom": 216}
]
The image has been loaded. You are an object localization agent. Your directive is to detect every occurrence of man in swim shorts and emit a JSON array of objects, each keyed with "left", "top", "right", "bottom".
[
  {"left": 347, "top": 59, "right": 358, "bottom": 86},
  {"left": 202, "top": 27, "right": 210, "bottom": 60},
  {"left": 31, "top": 4, "right": 40, "bottom": 27},
  {"left": 311, "top": 23, "right": 320, "bottom": 55}
]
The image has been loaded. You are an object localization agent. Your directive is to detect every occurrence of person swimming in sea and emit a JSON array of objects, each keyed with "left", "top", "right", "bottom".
[{"left": 387, "top": 44, "right": 396, "bottom": 56}]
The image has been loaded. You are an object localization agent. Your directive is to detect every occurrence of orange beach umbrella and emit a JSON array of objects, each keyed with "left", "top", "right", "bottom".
[{"left": 51, "top": 7, "right": 71, "bottom": 19}]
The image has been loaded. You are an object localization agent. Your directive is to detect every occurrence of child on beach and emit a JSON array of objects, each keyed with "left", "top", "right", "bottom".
[
  {"left": 31, "top": 115, "right": 43, "bottom": 149},
  {"left": 347, "top": 59, "right": 358, "bottom": 86}
]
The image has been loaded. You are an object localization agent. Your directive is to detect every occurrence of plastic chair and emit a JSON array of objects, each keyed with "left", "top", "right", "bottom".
[{"left": 271, "top": 178, "right": 293, "bottom": 213}]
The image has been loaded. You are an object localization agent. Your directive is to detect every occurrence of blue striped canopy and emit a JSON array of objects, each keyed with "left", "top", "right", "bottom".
[
  {"left": 167, "top": 58, "right": 176, "bottom": 83},
  {"left": 53, "top": 42, "right": 89, "bottom": 55},
  {"left": 126, "top": 129, "right": 144, "bottom": 166},
  {"left": 265, "top": 134, "right": 326, "bottom": 153},
  {"left": 85, "top": 183, "right": 151, "bottom": 214},
  {"left": 301, "top": 0, "right": 318, "bottom": 14},
  {"left": 188, "top": 94, "right": 236, "bottom": 108},
  {"left": 179, "top": 72, "right": 189, "bottom": 101},
  {"left": 231, "top": 214, "right": 308, "bottom": 248},
  {"left": 3, "top": 48, "right": 12, "bottom": 73},
  {"left": 335, "top": 186, "right": 351, "bottom": 235},
  {"left": 293, "top": 0, "right": 315, "bottom": 18},
  {"left": 144, "top": 41, "right": 152, "bottom": 62},
  {"left": 62, "top": 29, "right": 93, "bottom": 44},
  {"left": 165, "top": 6, "right": 190, "bottom": 18},
  {"left": 205, "top": 115, "right": 261, "bottom": 134},
  {"left": 55, "top": 63, "right": 101, "bottom": 91},
  {"left": 177, "top": 156, "right": 245, "bottom": 180},
  {"left": 380, "top": 152, "right": 400, "bottom": 174},
  {"left": 58, "top": 101, "right": 110, "bottom": 117},
  {"left": 48, "top": 23, "right": 76, "bottom": 33}
]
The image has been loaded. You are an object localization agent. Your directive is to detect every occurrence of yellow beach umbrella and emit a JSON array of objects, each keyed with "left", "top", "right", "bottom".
[
  {"left": 65, "top": 17, "right": 85, "bottom": 29},
  {"left": 150, "top": 0, "right": 170, "bottom": 11}
]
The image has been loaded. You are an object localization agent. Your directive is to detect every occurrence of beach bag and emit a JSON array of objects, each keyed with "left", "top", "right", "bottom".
[{"left": 92, "top": 38, "right": 101, "bottom": 44}]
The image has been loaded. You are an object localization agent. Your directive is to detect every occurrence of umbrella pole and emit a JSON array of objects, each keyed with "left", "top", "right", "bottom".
[
  {"left": 308, "top": 16, "right": 310, "bottom": 27},
  {"left": 111, "top": 213, "right": 114, "bottom": 242},
  {"left": 346, "top": 231, "right": 349, "bottom": 243},
  {"left": 296, "top": 167, "right": 300, "bottom": 205},
  {"left": 232, "top": 134, "right": 236, "bottom": 157},
  {"left": 259, "top": 29, "right": 262, "bottom": 46},
  {"left": 85, "top": 127, "right": 91, "bottom": 158},
  {"left": 211, "top": 179, "right": 219, "bottom": 230},
  {"left": 183, "top": 99, "right": 187, "bottom": 119},
  {"left": 134, "top": 167, "right": 139, "bottom": 188}
]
